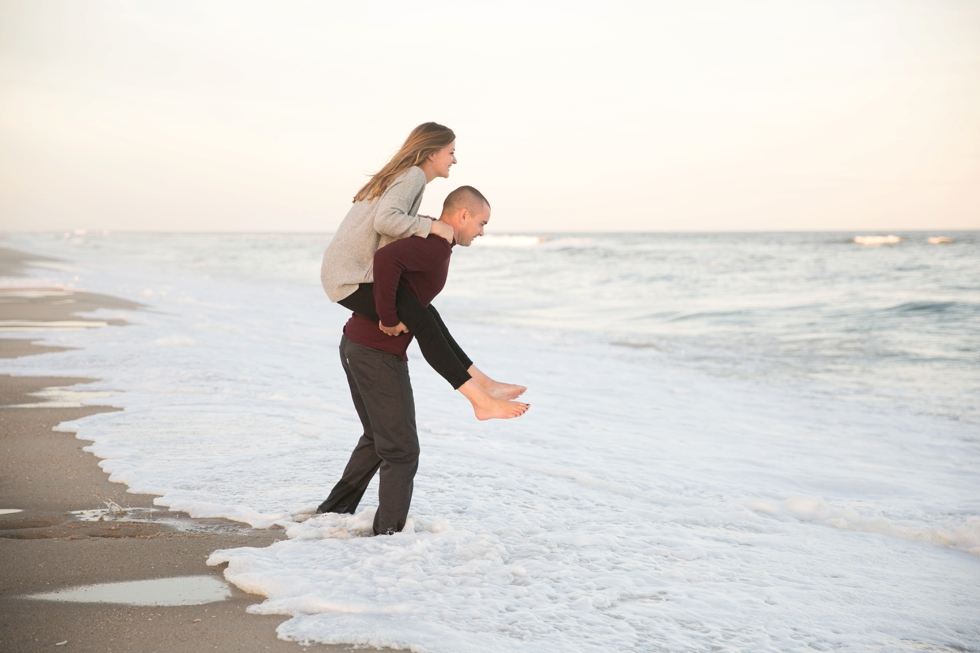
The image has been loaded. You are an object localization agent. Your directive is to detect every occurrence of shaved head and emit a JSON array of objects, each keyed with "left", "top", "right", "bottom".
[
  {"left": 442, "top": 186, "right": 490, "bottom": 217},
  {"left": 437, "top": 185, "right": 491, "bottom": 247}
]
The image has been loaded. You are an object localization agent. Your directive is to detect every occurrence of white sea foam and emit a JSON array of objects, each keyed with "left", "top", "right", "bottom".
[
  {"left": 152, "top": 335, "right": 196, "bottom": 346},
  {"left": 2, "top": 233, "right": 978, "bottom": 652},
  {"left": 927, "top": 236, "right": 953, "bottom": 244}
]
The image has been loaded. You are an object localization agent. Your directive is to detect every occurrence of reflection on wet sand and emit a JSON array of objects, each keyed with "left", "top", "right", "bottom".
[{"left": 28, "top": 576, "right": 232, "bottom": 606}]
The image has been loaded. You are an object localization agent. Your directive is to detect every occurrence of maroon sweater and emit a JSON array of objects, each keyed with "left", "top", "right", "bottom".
[{"left": 343, "top": 234, "right": 454, "bottom": 360}]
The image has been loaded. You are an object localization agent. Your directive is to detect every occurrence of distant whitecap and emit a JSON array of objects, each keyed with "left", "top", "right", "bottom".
[
  {"left": 854, "top": 235, "right": 900, "bottom": 246},
  {"left": 927, "top": 236, "right": 953, "bottom": 244},
  {"left": 472, "top": 235, "right": 546, "bottom": 247}
]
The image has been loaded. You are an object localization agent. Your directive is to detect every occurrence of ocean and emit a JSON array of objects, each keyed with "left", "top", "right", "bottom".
[{"left": 2, "top": 231, "right": 978, "bottom": 652}]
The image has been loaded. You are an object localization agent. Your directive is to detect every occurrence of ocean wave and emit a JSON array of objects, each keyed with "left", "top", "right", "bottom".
[
  {"left": 537, "top": 236, "right": 600, "bottom": 249},
  {"left": 748, "top": 497, "right": 980, "bottom": 556},
  {"left": 888, "top": 301, "right": 964, "bottom": 314},
  {"left": 854, "top": 235, "right": 901, "bottom": 246},
  {"left": 472, "top": 235, "right": 546, "bottom": 248},
  {"left": 470, "top": 235, "right": 604, "bottom": 250}
]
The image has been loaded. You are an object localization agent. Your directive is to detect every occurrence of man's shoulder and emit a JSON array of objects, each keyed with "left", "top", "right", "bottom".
[
  {"left": 378, "top": 233, "right": 451, "bottom": 256},
  {"left": 423, "top": 233, "right": 453, "bottom": 248},
  {"left": 417, "top": 234, "right": 453, "bottom": 261}
]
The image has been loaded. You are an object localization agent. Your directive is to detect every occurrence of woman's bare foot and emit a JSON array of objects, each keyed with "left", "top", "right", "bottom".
[
  {"left": 473, "top": 396, "right": 529, "bottom": 421},
  {"left": 458, "top": 379, "right": 529, "bottom": 420},
  {"left": 466, "top": 365, "right": 527, "bottom": 400},
  {"left": 483, "top": 380, "right": 526, "bottom": 400}
]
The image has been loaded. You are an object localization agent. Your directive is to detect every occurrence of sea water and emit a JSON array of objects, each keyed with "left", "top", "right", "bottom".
[{"left": 1, "top": 231, "right": 978, "bottom": 652}]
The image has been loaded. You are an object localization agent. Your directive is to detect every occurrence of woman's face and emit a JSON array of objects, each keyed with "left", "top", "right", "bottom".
[{"left": 427, "top": 141, "right": 457, "bottom": 178}]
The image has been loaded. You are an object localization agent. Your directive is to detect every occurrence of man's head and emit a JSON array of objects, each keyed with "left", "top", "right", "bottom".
[{"left": 438, "top": 186, "right": 490, "bottom": 247}]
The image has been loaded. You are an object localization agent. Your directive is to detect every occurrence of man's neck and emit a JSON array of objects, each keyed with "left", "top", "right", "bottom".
[{"left": 435, "top": 217, "right": 458, "bottom": 243}]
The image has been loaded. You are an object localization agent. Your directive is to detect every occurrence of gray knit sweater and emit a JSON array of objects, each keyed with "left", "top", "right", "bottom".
[{"left": 320, "top": 166, "right": 432, "bottom": 302}]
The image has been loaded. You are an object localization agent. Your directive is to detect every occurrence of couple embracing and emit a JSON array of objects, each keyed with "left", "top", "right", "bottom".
[{"left": 317, "top": 122, "right": 529, "bottom": 536}]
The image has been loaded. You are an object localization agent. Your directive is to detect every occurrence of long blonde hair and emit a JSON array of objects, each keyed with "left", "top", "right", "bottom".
[{"left": 353, "top": 122, "right": 455, "bottom": 203}]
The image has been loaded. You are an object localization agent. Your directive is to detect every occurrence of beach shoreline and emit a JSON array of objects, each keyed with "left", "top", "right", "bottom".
[
  {"left": 3, "top": 233, "right": 976, "bottom": 651},
  {"left": 0, "top": 247, "right": 360, "bottom": 653}
]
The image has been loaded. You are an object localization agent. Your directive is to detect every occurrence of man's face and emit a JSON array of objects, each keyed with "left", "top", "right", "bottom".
[{"left": 457, "top": 206, "right": 489, "bottom": 247}]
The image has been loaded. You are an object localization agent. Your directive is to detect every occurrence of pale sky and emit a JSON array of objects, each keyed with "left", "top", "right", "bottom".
[{"left": 1, "top": 0, "right": 978, "bottom": 233}]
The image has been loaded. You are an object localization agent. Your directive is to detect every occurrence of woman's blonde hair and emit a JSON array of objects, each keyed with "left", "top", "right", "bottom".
[{"left": 353, "top": 122, "right": 456, "bottom": 203}]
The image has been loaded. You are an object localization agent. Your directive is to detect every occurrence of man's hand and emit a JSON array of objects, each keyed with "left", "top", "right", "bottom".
[
  {"left": 429, "top": 219, "right": 454, "bottom": 243},
  {"left": 379, "top": 321, "right": 409, "bottom": 337}
]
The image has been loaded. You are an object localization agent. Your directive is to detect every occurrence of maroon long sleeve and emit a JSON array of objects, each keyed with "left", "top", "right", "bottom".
[
  {"left": 374, "top": 234, "right": 453, "bottom": 327},
  {"left": 342, "top": 234, "right": 453, "bottom": 360}
]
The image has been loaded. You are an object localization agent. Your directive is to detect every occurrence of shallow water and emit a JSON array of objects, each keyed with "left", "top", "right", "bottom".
[
  {"left": 1, "top": 231, "right": 978, "bottom": 652},
  {"left": 28, "top": 576, "right": 232, "bottom": 606},
  {"left": 2, "top": 386, "right": 114, "bottom": 408}
]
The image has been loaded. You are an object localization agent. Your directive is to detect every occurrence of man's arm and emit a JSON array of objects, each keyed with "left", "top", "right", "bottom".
[{"left": 373, "top": 236, "right": 450, "bottom": 328}]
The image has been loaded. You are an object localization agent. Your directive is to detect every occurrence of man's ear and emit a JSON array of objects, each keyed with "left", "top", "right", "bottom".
[{"left": 459, "top": 208, "right": 469, "bottom": 223}]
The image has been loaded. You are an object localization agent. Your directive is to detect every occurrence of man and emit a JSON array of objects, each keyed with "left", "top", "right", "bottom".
[{"left": 317, "top": 186, "right": 528, "bottom": 535}]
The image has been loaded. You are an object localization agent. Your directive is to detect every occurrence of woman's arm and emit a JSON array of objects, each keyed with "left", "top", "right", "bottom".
[{"left": 373, "top": 169, "right": 431, "bottom": 239}]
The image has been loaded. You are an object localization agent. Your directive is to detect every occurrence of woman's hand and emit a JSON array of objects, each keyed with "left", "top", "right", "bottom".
[
  {"left": 429, "top": 219, "right": 454, "bottom": 243},
  {"left": 379, "top": 321, "right": 409, "bottom": 337}
]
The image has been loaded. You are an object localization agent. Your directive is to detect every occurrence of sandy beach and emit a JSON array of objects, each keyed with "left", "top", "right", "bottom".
[{"left": 0, "top": 247, "right": 364, "bottom": 653}]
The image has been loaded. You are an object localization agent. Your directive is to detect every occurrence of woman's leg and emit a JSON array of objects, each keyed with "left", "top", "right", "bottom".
[
  {"left": 338, "top": 284, "right": 470, "bottom": 389},
  {"left": 338, "top": 284, "right": 529, "bottom": 419},
  {"left": 427, "top": 304, "right": 525, "bottom": 400},
  {"left": 424, "top": 304, "right": 472, "bottom": 370},
  {"left": 336, "top": 283, "right": 379, "bottom": 320}
]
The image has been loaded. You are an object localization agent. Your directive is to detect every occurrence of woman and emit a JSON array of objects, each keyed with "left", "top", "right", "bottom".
[{"left": 321, "top": 122, "right": 527, "bottom": 420}]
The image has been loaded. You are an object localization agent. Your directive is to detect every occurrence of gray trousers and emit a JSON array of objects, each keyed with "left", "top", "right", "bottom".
[{"left": 317, "top": 335, "right": 419, "bottom": 535}]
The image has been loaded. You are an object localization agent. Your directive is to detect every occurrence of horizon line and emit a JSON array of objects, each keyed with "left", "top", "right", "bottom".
[{"left": 3, "top": 228, "right": 978, "bottom": 236}]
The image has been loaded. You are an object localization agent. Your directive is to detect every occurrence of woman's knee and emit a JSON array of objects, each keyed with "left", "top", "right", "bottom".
[{"left": 395, "top": 290, "right": 432, "bottom": 325}]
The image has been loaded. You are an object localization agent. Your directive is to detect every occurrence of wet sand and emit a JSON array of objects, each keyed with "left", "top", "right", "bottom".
[{"left": 0, "top": 247, "right": 373, "bottom": 652}]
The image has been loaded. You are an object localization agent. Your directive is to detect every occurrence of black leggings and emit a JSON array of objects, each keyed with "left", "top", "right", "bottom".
[{"left": 339, "top": 283, "right": 473, "bottom": 389}]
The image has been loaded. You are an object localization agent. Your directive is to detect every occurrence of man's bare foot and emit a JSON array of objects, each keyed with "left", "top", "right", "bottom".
[{"left": 458, "top": 379, "right": 529, "bottom": 420}]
